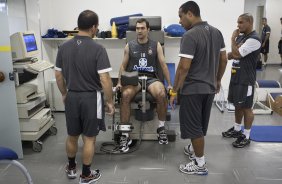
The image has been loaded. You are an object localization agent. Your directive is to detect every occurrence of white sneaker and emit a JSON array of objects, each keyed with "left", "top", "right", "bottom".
[
  {"left": 157, "top": 126, "right": 168, "bottom": 145},
  {"left": 179, "top": 160, "right": 208, "bottom": 175},
  {"left": 183, "top": 144, "right": 195, "bottom": 160},
  {"left": 119, "top": 135, "right": 132, "bottom": 153},
  {"left": 65, "top": 164, "right": 77, "bottom": 179},
  {"left": 79, "top": 170, "right": 101, "bottom": 184}
]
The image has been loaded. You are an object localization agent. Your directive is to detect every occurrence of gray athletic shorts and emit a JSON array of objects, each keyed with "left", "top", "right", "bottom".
[
  {"left": 179, "top": 94, "right": 215, "bottom": 139},
  {"left": 228, "top": 83, "right": 254, "bottom": 108},
  {"left": 65, "top": 91, "right": 106, "bottom": 137}
]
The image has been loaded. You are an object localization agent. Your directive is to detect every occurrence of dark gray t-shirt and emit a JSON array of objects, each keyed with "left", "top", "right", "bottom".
[
  {"left": 261, "top": 25, "right": 271, "bottom": 42},
  {"left": 179, "top": 21, "right": 225, "bottom": 95},
  {"left": 126, "top": 39, "right": 158, "bottom": 75},
  {"left": 55, "top": 35, "right": 112, "bottom": 91}
]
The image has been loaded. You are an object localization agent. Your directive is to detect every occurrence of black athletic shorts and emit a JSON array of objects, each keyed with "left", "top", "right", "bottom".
[
  {"left": 179, "top": 94, "right": 215, "bottom": 139},
  {"left": 228, "top": 83, "right": 254, "bottom": 108},
  {"left": 261, "top": 41, "right": 269, "bottom": 54},
  {"left": 65, "top": 91, "right": 106, "bottom": 137}
]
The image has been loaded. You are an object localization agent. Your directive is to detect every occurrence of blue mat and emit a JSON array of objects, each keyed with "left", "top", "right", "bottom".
[{"left": 250, "top": 125, "right": 282, "bottom": 142}]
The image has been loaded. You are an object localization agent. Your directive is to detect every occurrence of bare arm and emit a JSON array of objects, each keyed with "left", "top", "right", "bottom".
[
  {"left": 169, "top": 57, "right": 191, "bottom": 109},
  {"left": 172, "top": 57, "right": 191, "bottom": 92},
  {"left": 157, "top": 42, "right": 172, "bottom": 86},
  {"left": 100, "top": 72, "right": 113, "bottom": 104},
  {"left": 229, "top": 29, "right": 242, "bottom": 60},
  {"left": 55, "top": 70, "right": 67, "bottom": 103},
  {"left": 55, "top": 70, "right": 67, "bottom": 95},
  {"left": 117, "top": 44, "right": 130, "bottom": 86},
  {"left": 216, "top": 51, "right": 228, "bottom": 93},
  {"left": 263, "top": 33, "right": 270, "bottom": 46}
]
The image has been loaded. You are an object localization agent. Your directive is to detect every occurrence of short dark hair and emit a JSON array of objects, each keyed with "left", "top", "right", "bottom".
[
  {"left": 239, "top": 13, "right": 254, "bottom": 24},
  {"left": 77, "top": 10, "right": 98, "bottom": 30},
  {"left": 280, "top": 17, "right": 282, "bottom": 21},
  {"left": 136, "top": 18, "right": 150, "bottom": 29},
  {"left": 180, "top": 1, "right": 200, "bottom": 17},
  {"left": 262, "top": 17, "right": 267, "bottom": 21}
]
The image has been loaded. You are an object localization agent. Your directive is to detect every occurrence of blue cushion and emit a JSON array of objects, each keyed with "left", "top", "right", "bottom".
[
  {"left": 0, "top": 147, "right": 18, "bottom": 160},
  {"left": 257, "top": 80, "right": 280, "bottom": 88},
  {"left": 270, "top": 93, "right": 282, "bottom": 99}
]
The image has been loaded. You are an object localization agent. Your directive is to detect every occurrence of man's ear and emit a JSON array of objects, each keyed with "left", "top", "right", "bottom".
[{"left": 187, "top": 11, "right": 193, "bottom": 18}]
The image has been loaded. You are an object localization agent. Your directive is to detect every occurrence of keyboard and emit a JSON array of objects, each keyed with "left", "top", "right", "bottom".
[{"left": 26, "top": 60, "right": 54, "bottom": 73}]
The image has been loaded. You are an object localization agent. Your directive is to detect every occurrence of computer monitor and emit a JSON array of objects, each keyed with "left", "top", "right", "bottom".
[{"left": 10, "top": 32, "right": 39, "bottom": 61}]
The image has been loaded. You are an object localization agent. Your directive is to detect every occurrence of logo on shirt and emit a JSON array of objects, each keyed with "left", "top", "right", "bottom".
[
  {"left": 77, "top": 40, "right": 82, "bottom": 45},
  {"left": 242, "top": 48, "right": 248, "bottom": 55},
  {"left": 148, "top": 47, "right": 153, "bottom": 55},
  {"left": 133, "top": 58, "right": 154, "bottom": 72},
  {"left": 139, "top": 58, "right": 147, "bottom": 67}
]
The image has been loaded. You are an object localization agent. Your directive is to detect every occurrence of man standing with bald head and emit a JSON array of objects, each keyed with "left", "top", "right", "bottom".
[{"left": 222, "top": 13, "right": 261, "bottom": 148}]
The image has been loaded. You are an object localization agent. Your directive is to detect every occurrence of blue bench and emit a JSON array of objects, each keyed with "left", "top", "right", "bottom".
[{"left": 0, "top": 147, "right": 33, "bottom": 184}]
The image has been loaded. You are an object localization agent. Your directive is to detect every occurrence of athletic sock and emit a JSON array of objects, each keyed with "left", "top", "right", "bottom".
[
  {"left": 243, "top": 129, "right": 251, "bottom": 139},
  {"left": 234, "top": 122, "right": 241, "bottom": 131},
  {"left": 68, "top": 157, "right": 76, "bottom": 168},
  {"left": 82, "top": 164, "right": 91, "bottom": 177},
  {"left": 195, "top": 156, "right": 205, "bottom": 167},
  {"left": 158, "top": 120, "right": 165, "bottom": 128}
]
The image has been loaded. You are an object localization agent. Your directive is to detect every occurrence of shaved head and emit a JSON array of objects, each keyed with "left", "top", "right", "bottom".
[{"left": 239, "top": 13, "right": 254, "bottom": 25}]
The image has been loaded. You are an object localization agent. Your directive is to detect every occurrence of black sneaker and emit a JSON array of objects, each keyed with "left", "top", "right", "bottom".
[
  {"left": 79, "top": 169, "right": 101, "bottom": 184},
  {"left": 157, "top": 126, "right": 168, "bottom": 145},
  {"left": 119, "top": 135, "right": 132, "bottom": 153},
  {"left": 222, "top": 127, "right": 242, "bottom": 138},
  {"left": 232, "top": 134, "right": 251, "bottom": 148}
]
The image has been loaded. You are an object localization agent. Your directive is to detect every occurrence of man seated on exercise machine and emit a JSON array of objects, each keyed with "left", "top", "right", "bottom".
[{"left": 116, "top": 18, "right": 172, "bottom": 152}]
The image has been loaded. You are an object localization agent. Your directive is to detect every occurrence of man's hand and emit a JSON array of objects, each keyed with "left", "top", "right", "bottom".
[
  {"left": 232, "top": 29, "right": 240, "bottom": 40},
  {"left": 106, "top": 102, "right": 115, "bottom": 116},
  {"left": 167, "top": 84, "right": 173, "bottom": 91},
  {"left": 227, "top": 52, "right": 233, "bottom": 60},
  {"left": 169, "top": 95, "right": 176, "bottom": 110},
  {"left": 262, "top": 42, "right": 265, "bottom": 48},
  {"left": 116, "top": 82, "right": 122, "bottom": 91},
  {"left": 62, "top": 94, "right": 67, "bottom": 105}
]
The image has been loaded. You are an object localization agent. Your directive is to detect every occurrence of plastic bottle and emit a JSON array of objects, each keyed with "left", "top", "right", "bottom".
[{"left": 111, "top": 21, "right": 118, "bottom": 38}]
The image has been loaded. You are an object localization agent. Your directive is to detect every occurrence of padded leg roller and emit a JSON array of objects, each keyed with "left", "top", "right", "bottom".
[{"left": 117, "top": 124, "right": 134, "bottom": 133}]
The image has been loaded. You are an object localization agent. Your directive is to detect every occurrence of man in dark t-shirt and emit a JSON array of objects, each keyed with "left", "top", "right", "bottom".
[
  {"left": 169, "top": 1, "right": 227, "bottom": 175},
  {"left": 222, "top": 14, "right": 261, "bottom": 148},
  {"left": 116, "top": 18, "right": 173, "bottom": 152},
  {"left": 261, "top": 17, "right": 271, "bottom": 65},
  {"left": 55, "top": 10, "right": 114, "bottom": 184}
]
